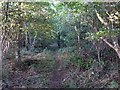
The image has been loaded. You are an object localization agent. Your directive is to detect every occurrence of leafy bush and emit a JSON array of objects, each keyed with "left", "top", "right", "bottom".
[
  {"left": 30, "top": 59, "right": 55, "bottom": 72},
  {"left": 29, "top": 49, "right": 55, "bottom": 72},
  {"left": 69, "top": 53, "right": 94, "bottom": 69},
  {"left": 108, "top": 81, "right": 118, "bottom": 88},
  {"left": 57, "top": 46, "right": 77, "bottom": 54},
  {"left": 5, "top": 48, "right": 15, "bottom": 59},
  {"left": 20, "top": 48, "right": 35, "bottom": 55},
  {"left": 53, "top": 47, "right": 77, "bottom": 69},
  {"left": 42, "top": 49, "right": 54, "bottom": 60},
  {"left": 64, "top": 79, "right": 78, "bottom": 88}
]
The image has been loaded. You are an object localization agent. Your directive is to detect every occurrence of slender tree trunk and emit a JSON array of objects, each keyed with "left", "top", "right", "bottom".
[
  {"left": 74, "top": 26, "right": 81, "bottom": 52},
  {"left": 2, "top": 2, "right": 9, "bottom": 82},
  {"left": 93, "top": 41, "right": 101, "bottom": 62},
  {"left": 92, "top": 10, "right": 101, "bottom": 62},
  {"left": 15, "top": 40, "right": 21, "bottom": 62},
  {"left": 0, "top": 26, "right": 2, "bottom": 81},
  {"left": 112, "top": 37, "right": 120, "bottom": 59},
  {"left": 15, "top": 32, "right": 22, "bottom": 64},
  {"left": 97, "top": 48, "right": 101, "bottom": 62},
  {"left": 15, "top": 2, "right": 22, "bottom": 64},
  {"left": 29, "top": 32, "right": 32, "bottom": 49},
  {"left": 25, "top": 31, "right": 29, "bottom": 50},
  {"left": 115, "top": 48, "right": 120, "bottom": 59},
  {"left": 0, "top": 21, "right": 3, "bottom": 87},
  {"left": 31, "top": 31, "right": 37, "bottom": 50},
  {"left": 57, "top": 32, "right": 61, "bottom": 48}
]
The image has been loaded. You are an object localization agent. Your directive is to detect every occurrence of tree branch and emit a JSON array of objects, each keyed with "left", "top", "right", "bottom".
[
  {"left": 95, "top": 10, "right": 109, "bottom": 29},
  {"left": 102, "top": 38, "right": 114, "bottom": 49}
]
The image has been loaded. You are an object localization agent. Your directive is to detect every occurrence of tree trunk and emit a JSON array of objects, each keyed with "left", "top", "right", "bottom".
[
  {"left": 1, "top": 2, "right": 9, "bottom": 82},
  {"left": 115, "top": 48, "right": 120, "bottom": 59},
  {"left": 112, "top": 37, "right": 120, "bottom": 59},
  {"left": 97, "top": 47, "right": 101, "bottom": 62},
  {"left": 15, "top": 2, "right": 22, "bottom": 65},
  {"left": 31, "top": 31, "right": 37, "bottom": 51},
  {"left": 0, "top": 27, "right": 2, "bottom": 81},
  {"left": 92, "top": 10, "right": 102, "bottom": 62},
  {"left": 57, "top": 32, "right": 61, "bottom": 48},
  {"left": 74, "top": 26, "right": 81, "bottom": 52},
  {"left": 15, "top": 41, "right": 21, "bottom": 62},
  {"left": 25, "top": 32, "right": 29, "bottom": 50},
  {"left": 96, "top": 10, "right": 120, "bottom": 59}
]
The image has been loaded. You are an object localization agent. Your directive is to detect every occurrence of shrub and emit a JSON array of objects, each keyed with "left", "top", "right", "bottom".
[
  {"left": 20, "top": 48, "right": 34, "bottom": 55},
  {"left": 30, "top": 59, "right": 55, "bottom": 72},
  {"left": 69, "top": 53, "right": 94, "bottom": 69},
  {"left": 29, "top": 49, "right": 55, "bottom": 72},
  {"left": 57, "top": 46, "right": 77, "bottom": 54},
  {"left": 108, "top": 81, "right": 118, "bottom": 88}
]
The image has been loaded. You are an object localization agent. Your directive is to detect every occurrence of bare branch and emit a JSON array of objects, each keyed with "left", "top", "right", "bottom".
[
  {"left": 95, "top": 10, "right": 109, "bottom": 29},
  {"left": 102, "top": 38, "right": 115, "bottom": 49}
]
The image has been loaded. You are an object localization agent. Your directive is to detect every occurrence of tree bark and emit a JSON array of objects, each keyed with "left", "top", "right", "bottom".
[
  {"left": 96, "top": 10, "right": 120, "bottom": 59},
  {"left": 1, "top": 2, "right": 9, "bottom": 82},
  {"left": 74, "top": 26, "right": 81, "bottom": 52},
  {"left": 15, "top": 2, "right": 22, "bottom": 64},
  {"left": 31, "top": 31, "right": 37, "bottom": 51},
  {"left": 57, "top": 32, "right": 61, "bottom": 48},
  {"left": 115, "top": 48, "right": 120, "bottom": 59},
  {"left": 25, "top": 31, "right": 30, "bottom": 50},
  {"left": 15, "top": 40, "right": 21, "bottom": 62},
  {"left": 92, "top": 11, "right": 101, "bottom": 62},
  {"left": 0, "top": 24, "right": 2, "bottom": 81}
]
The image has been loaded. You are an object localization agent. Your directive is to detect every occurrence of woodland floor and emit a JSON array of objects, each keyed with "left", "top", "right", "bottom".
[
  {"left": 2, "top": 52, "right": 68, "bottom": 88},
  {"left": 2, "top": 51, "right": 119, "bottom": 89}
]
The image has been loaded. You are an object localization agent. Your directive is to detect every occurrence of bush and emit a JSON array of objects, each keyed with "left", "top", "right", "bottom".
[
  {"left": 29, "top": 49, "right": 55, "bottom": 72},
  {"left": 57, "top": 47, "right": 77, "bottom": 54},
  {"left": 30, "top": 59, "right": 55, "bottom": 72},
  {"left": 42, "top": 48, "right": 54, "bottom": 60},
  {"left": 108, "top": 81, "right": 118, "bottom": 88},
  {"left": 20, "top": 48, "right": 34, "bottom": 55},
  {"left": 69, "top": 53, "right": 94, "bottom": 69}
]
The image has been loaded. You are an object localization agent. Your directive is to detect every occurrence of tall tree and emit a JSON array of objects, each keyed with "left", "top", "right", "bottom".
[{"left": 87, "top": 2, "right": 120, "bottom": 59}]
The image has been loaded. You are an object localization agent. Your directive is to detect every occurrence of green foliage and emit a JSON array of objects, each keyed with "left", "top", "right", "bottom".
[
  {"left": 86, "top": 28, "right": 120, "bottom": 41},
  {"left": 30, "top": 50, "right": 55, "bottom": 72},
  {"left": 2, "top": 2, "right": 26, "bottom": 43},
  {"left": 69, "top": 53, "right": 94, "bottom": 69},
  {"left": 21, "top": 49, "right": 55, "bottom": 72},
  {"left": 64, "top": 80, "right": 78, "bottom": 88},
  {"left": 31, "top": 59, "right": 55, "bottom": 72},
  {"left": 2, "top": 2, "right": 120, "bottom": 88},
  {"left": 56, "top": 47, "right": 77, "bottom": 68},
  {"left": 42, "top": 48, "right": 54, "bottom": 60},
  {"left": 21, "top": 48, "right": 35, "bottom": 55},
  {"left": 101, "top": 47, "right": 118, "bottom": 61},
  {"left": 108, "top": 81, "right": 118, "bottom": 88},
  {"left": 57, "top": 47, "right": 76, "bottom": 54}
]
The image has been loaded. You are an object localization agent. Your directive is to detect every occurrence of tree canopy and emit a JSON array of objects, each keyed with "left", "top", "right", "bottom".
[{"left": 1, "top": 1, "right": 120, "bottom": 88}]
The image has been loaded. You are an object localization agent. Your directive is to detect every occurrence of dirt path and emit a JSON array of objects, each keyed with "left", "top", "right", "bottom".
[
  {"left": 3, "top": 52, "right": 67, "bottom": 88},
  {"left": 48, "top": 53, "right": 66, "bottom": 88}
]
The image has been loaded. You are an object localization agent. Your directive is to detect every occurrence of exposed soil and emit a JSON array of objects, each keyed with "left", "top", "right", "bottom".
[
  {"left": 2, "top": 52, "right": 119, "bottom": 89},
  {"left": 2, "top": 53, "right": 68, "bottom": 89},
  {"left": 48, "top": 54, "right": 67, "bottom": 88}
]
